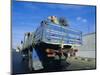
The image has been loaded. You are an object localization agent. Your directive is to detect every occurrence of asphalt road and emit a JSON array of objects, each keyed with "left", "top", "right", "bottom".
[
  {"left": 12, "top": 50, "right": 70, "bottom": 74},
  {"left": 12, "top": 50, "right": 31, "bottom": 74},
  {"left": 12, "top": 50, "right": 96, "bottom": 75}
]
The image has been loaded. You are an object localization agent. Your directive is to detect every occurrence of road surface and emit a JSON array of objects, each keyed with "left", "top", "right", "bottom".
[{"left": 12, "top": 50, "right": 96, "bottom": 74}]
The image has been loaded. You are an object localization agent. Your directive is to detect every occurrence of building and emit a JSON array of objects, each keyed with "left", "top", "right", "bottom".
[{"left": 76, "top": 32, "right": 96, "bottom": 58}]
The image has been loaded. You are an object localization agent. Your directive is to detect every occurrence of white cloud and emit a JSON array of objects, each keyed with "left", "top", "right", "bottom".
[
  {"left": 76, "top": 16, "right": 87, "bottom": 23},
  {"left": 77, "top": 17, "right": 82, "bottom": 21},
  {"left": 82, "top": 19, "right": 87, "bottom": 23}
]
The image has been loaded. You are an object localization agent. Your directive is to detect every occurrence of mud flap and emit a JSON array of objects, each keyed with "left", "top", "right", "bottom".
[{"left": 32, "top": 48, "right": 44, "bottom": 70}]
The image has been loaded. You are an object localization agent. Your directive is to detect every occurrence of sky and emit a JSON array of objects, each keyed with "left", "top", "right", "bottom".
[{"left": 12, "top": 0, "right": 96, "bottom": 48}]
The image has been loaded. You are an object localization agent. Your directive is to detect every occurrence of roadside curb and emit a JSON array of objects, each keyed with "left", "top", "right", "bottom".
[{"left": 68, "top": 57, "right": 94, "bottom": 62}]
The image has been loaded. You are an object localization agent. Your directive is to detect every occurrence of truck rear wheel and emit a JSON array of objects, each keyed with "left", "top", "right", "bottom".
[{"left": 28, "top": 49, "right": 33, "bottom": 71}]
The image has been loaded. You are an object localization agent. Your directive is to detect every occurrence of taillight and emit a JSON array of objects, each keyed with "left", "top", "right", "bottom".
[
  {"left": 47, "top": 54, "right": 55, "bottom": 57},
  {"left": 46, "top": 49, "right": 55, "bottom": 57},
  {"left": 46, "top": 49, "right": 54, "bottom": 53}
]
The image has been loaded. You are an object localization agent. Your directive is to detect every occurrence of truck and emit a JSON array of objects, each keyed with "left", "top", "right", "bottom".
[{"left": 17, "top": 16, "right": 82, "bottom": 71}]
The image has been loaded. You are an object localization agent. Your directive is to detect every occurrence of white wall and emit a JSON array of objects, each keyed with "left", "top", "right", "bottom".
[{"left": 76, "top": 33, "right": 96, "bottom": 58}]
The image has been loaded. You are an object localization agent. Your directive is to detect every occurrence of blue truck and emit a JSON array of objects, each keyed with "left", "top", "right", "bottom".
[{"left": 17, "top": 16, "right": 82, "bottom": 71}]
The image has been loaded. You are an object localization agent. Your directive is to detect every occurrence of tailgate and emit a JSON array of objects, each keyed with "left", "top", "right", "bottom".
[{"left": 43, "top": 24, "right": 82, "bottom": 45}]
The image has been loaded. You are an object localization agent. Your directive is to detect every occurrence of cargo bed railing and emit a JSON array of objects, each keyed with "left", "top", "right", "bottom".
[{"left": 34, "top": 23, "right": 82, "bottom": 46}]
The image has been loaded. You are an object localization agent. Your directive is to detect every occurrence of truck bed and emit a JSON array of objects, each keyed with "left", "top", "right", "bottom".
[{"left": 34, "top": 23, "right": 82, "bottom": 46}]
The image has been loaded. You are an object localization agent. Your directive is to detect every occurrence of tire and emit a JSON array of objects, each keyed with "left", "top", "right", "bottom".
[
  {"left": 28, "top": 49, "right": 33, "bottom": 71},
  {"left": 22, "top": 57, "right": 25, "bottom": 61},
  {"left": 64, "top": 53, "right": 68, "bottom": 59}
]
